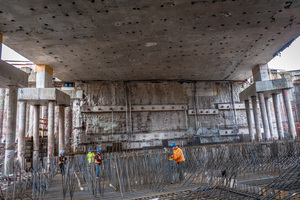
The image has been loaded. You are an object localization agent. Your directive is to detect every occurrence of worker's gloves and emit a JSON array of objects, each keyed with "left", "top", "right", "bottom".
[{"left": 169, "top": 156, "right": 174, "bottom": 161}]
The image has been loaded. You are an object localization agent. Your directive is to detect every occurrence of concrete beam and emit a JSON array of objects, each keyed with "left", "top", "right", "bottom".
[
  {"left": 0, "top": 60, "right": 28, "bottom": 88},
  {"left": 18, "top": 88, "right": 70, "bottom": 106},
  {"left": 239, "top": 78, "right": 293, "bottom": 101},
  {"left": 60, "top": 87, "right": 83, "bottom": 100}
]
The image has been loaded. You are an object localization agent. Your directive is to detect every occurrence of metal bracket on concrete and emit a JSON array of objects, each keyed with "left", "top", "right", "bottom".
[
  {"left": 219, "top": 128, "right": 249, "bottom": 136},
  {"left": 80, "top": 105, "right": 186, "bottom": 113},
  {"left": 188, "top": 109, "right": 219, "bottom": 115},
  {"left": 218, "top": 103, "right": 247, "bottom": 110}
]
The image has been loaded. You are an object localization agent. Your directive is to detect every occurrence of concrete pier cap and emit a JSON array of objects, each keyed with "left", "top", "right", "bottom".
[
  {"left": 18, "top": 88, "right": 70, "bottom": 106},
  {"left": 239, "top": 78, "right": 294, "bottom": 101}
]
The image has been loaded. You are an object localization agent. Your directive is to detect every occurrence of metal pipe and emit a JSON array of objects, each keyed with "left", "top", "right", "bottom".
[
  {"left": 258, "top": 92, "right": 270, "bottom": 140},
  {"left": 18, "top": 101, "right": 27, "bottom": 170},
  {"left": 282, "top": 89, "right": 297, "bottom": 139},
  {"left": 272, "top": 93, "right": 284, "bottom": 139},
  {"left": 4, "top": 86, "right": 18, "bottom": 175},
  {"left": 251, "top": 96, "right": 262, "bottom": 141},
  {"left": 244, "top": 100, "right": 254, "bottom": 142}
]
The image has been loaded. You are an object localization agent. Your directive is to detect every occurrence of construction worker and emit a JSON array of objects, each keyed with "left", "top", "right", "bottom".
[
  {"left": 94, "top": 149, "right": 103, "bottom": 177},
  {"left": 59, "top": 152, "right": 67, "bottom": 174},
  {"left": 169, "top": 143, "right": 185, "bottom": 181},
  {"left": 86, "top": 149, "right": 95, "bottom": 164}
]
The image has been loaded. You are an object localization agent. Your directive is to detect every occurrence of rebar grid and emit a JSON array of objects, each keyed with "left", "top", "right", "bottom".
[{"left": 0, "top": 140, "right": 299, "bottom": 199}]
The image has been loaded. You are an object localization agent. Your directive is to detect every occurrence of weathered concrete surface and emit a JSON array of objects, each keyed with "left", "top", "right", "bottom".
[
  {"left": 1, "top": 1, "right": 300, "bottom": 81},
  {"left": 0, "top": 60, "right": 28, "bottom": 88},
  {"left": 18, "top": 88, "right": 70, "bottom": 106},
  {"left": 240, "top": 78, "right": 294, "bottom": 101},
  {"left": 73, "top": 81, "right": 247, "bottom": 149}
]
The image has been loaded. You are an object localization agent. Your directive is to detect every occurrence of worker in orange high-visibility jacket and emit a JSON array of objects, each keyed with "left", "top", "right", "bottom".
[
  {"left": 169, "top": 143, "right": 185, "bottom": 181},
  {"left": 59, "top": 152, "right": 67, "bottom": 174},
  {"left": 94, "top": 149, "right": 103, "bottom": 177}
]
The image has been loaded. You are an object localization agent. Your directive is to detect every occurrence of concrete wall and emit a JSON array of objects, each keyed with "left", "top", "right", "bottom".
[{"left": 73, "top": 81, "right": 248, "bottom": 150}]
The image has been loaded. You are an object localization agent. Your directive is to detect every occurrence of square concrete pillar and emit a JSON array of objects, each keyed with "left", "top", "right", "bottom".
[
  {"left": 35, "top": 65, "right": 53, "bottom": 88},
  {"left": 252, "top": 64, "right": 269, "bottom": 82}
]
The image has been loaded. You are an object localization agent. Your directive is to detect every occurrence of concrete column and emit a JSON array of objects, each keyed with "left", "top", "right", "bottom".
[
  {"left": 48, "top": 101, "right": 55, "bottom": 169},
  {"left": 28, "top": 105, "right": 34, "bottom": 137},
  {"left": 41, "top": 106, "right": 48, "bottom": 138},
  {"left": 2, "top": 89, "right": 9, "bottom": 142},
  {"left": 72, "top": 99, "right": 80, "bottom": 152},
  {"left": 0, "top": 88, "right": 5, "bottom": 140},
  {"left": 59, "top": 105, "right": 65, "bottom": 154},
  {"left": 272, "top": 93, "right": 284, "bottom": 139},
  {"left": 258, "top": 93, "right": 270, "bottom": 140},
  {"left": 265, "top": 98, "right": 274, "bottom": 139},
  {"left": 244, "top": 100, "right": 255, "bottom": 142},
  {"left": 4, "top": 86, "right": 18, "bottom": 175},
  {"left": 55, "top": 106, "right": 59, "bottom": 139},
  {"left": 17, "top": 101, "right": 27, "bottom": 169},
  {"left": 0, "top": 33, "right": 2, "bottom": 58},
  {"left": 282, "top": 89, "right": 297, "bottom": 139},
  {"left": 33, "top": 105, "right": 40, "bottom": 169},
  {"left": 25, "top": 103, "right": 30, "bottom": 136},
  {"left": 65, "top": 106, "right": 72, "bottom": 153},
  {"left": 251, "top": 96, "right": 262, "bottom": 141}
]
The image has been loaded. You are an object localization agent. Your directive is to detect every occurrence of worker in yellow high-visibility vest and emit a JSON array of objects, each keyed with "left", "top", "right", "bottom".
[{"left": 86, "top": 149, "right": 95, "bottom": 164}]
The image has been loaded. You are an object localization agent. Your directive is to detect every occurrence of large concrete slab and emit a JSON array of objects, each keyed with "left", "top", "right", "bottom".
[
  {"left": 18, "top": 88, "right": 70, "bottom": 106},
  {"left": 1, "top": 1, "right": 300, "bottom": 81},
  {"left": 239, "top": 78, "right": 293, "bottom": 101},
  {"left": 0, "top": 60, "right": 28, "bottom": 88}
]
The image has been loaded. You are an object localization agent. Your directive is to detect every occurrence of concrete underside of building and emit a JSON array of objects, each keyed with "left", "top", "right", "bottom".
[{"left": 0, "top": 0, "right": 300, "bottom": 199}]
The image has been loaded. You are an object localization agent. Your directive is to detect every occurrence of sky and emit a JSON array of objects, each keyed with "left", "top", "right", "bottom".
[
  {"left": 1, "top": 36, "right": 300, "bottom": 71},
  {"left": 268, "top": 36, "right": 300, "bottom": 71},
  {"left": 1, "top": 44, "right": 29, "bottom": 62}
]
